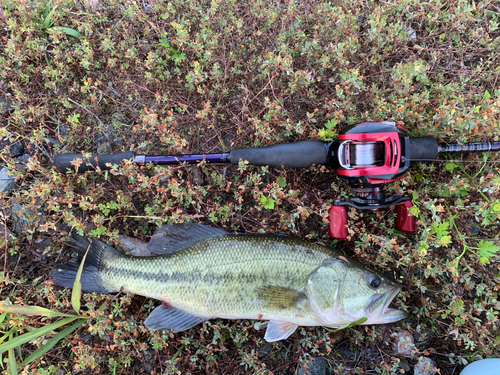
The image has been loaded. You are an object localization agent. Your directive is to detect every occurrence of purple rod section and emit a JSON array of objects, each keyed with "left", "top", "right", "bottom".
[{"left": 135, "top": 153, "right": 230, "bottom": 165}]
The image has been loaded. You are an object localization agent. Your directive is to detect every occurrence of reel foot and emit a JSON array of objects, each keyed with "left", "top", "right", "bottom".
[
  {"left": 328, "top": 206, "right": 348, "bottom": 239},
  {"left": 396, "top": 201, "right": 415, "bottom": 232}
]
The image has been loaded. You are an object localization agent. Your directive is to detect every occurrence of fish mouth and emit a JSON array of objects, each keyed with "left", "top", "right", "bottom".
[{"left": 366, "top": 285, "right": 407, "bottom": 324}]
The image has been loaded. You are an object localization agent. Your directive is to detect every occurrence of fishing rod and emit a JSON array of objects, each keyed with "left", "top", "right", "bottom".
[{"left": 54, "top": 121, "right": 500, "bottom": 239}]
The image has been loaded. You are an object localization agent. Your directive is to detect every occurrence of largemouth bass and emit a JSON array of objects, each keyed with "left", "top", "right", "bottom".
[{"left": 50, "top": 223, "right": 406, "bottom": 342}]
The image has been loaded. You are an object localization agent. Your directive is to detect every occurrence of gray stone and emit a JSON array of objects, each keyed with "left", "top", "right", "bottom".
[
  {"left": 257, "top": 343, "right": 272, "bottom": 359},
  {"left": 394, "top": 331, "right": 417, "bottom": 357},
  {"left": 33, "top": 238, "right": 53, "bottom": 253},
  {"left": 192, "top": 168, "right": 204, "bottom": 185},
  {"left": 0, "top": 168, "right": 18, "bottom": 194},
  {"left": 44, "top": 136, "right": 62, "bottom": 148},
  {"left": 57, "top": 125, "right": 69, "bottom": 136},
  {"left": 407, "top": 28, "right": 417, "bottom": 42},
  {"left": 414, "top": 357, "right": 437, "bottom": 375},
  {"left": 0, "top": 97, "right": 12, "bottom": 114},
  {"left": 117, "top": 235, "right": 151, "bottom": 256},
  {"left": 8, "top": 142, "right": 24, "bottom": 157},
  {"left": 9, "top": 202, "right": 44, "bottom": 233},
  {"left": 298, "top": 357, "right": 327, "bottom": 375},
  {"left": 0, "top": 222, "right": 15, "bottom": 240},
  {"left": 97, "top": 141, "right": 113, "bottom": 155}
]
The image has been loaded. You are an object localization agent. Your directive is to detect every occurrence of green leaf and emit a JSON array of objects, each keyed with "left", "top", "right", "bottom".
[
  {"left": 439, "top": 235, "right": 452, "bottom": 246},
  {"left": 259, "top": 195, "right": 275, "bottom": 209},
  {"left": 72, "top": 241, "right": 92, "bottom": 314},
  {"left": 477, "top": 240, "right": 500, "bottom": 265},
  {"left": 0, "top": 311, "right": 8, "bottom": 325},
  {"left": 49, "top": 26, "right": 83, "bottom": 38},
  {"left": 324, "top": 317, "right": 368, "bottom": 332},
  {"left": 0, "top": 317, "right": 81, "bottom": 355},
  {"left": 276, "top": 176, "right": 286, "bottom": 188},
  {"left": 0, "top": 304, "right": 75, "bottom": 318},
  {"left": 490, "top": 200, "right": 500, "bottom": 214},
  {"left": 265, "top": 198, "right": 275, "bottom": 209},
  {"left": 444, "top": 162, "right": 457, "bottom": 173},
  {"left": 324, "top": 118, "right": 338, "bottom": 129},
  {"left": 431, "top": 221, "right": 449, "bottom": 238},
  {"left": 408, "top": 205, "right": 420, "bottom": 216},
  {"left": 21, "top": 319, "right": 86, "bottom": 366}
]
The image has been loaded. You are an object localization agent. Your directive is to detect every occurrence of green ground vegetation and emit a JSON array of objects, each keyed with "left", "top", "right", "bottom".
[{"left": 0, "top": 0, "right": 499, "bottom": 374}]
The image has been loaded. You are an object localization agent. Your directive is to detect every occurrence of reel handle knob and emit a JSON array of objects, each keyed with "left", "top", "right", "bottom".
[
  {"left": 328, "top": 206, "right": 348, "bottom": 239},
  {"left": 396, "top": 201, "right": 415, "bottom": 232}
]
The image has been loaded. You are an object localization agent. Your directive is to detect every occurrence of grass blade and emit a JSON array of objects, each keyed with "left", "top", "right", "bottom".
[
  {"left": 42, "top": 2, "right": 59, "bottom": 30},
  {"left": 72, "top": 241, "right": 92, "bottom": 314},
  {"left": 21, "top": 319, "right": 86, "bottom": 366},
  {"left": 8, "top": 347, "right": 18, "bottom": 375},
  {"left": 0, "top": 304, "right": 75, "bottom": 318},
  {"left": 49, "top": 26, "right": 82, "bottom": 38},
  {"left": 0, "top": 316, "right": 80, "bottom": 355}
]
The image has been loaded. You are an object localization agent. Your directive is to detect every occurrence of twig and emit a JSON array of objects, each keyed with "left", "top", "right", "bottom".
[{"left": 67, "top": 97, "right": 104, "bottom": 126}]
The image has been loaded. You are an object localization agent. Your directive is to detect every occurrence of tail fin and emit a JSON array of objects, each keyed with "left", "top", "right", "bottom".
[{"left": 50, "top": 234, "right": 121, "bottom": 293}]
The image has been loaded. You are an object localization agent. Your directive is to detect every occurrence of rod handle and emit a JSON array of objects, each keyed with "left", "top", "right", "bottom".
[
  {"left": 408, "top": 136, "right": 439, "bottom": 161},
  {"left": 229, "top": 141, "right": 327, "bottom": 168},
  {"left": 54, "top": 152, "right": 134, "bottom": 173}
]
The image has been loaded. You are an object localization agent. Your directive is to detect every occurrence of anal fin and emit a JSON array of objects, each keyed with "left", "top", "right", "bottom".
[
  {"left": 264, "top": 320, "right": 299, "bottom": 342},
  {"left": 144, "top": 304, "right": 212, "bottom": 333}
]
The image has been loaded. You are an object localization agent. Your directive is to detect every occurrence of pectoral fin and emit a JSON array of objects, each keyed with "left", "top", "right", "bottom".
[
  {"left": 256, "top": 286, "right": 307, "bottom": 310},
  {"left": 144, "top": 304, "right": 212, "bottom": 332},
  {"left": 264, "top": 320, "right": 299, "bottom": 342}
]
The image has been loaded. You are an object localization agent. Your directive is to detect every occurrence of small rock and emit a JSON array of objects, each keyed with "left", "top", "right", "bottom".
[
  {"left": 467, "top": 226, "right": 479, "bottom": 236},
  {"left": 414, "top": 357, "right": 437, "bottom": 375},
  {"left": 141, "top": 0, "right": 152, "bottom": 13},
  {"left": 10, "top": 202, "right": 44, "bottom": 233},
  {"left": 24, "top": 142, "right": 43, "bottom": 158},
  {"left": 96, "top": 141, "right": 113, "bottom": 155},
  {"left": 407, "top": 28, "right": 417, "bottom": 42},
  {"left": 257, "top": 343, "right": 272, "bottom": 359},
  {"left": 57, "top": 125, "right": 69, "bottom": 136},
  {"left": 0, "top": 97, "right": 12, "bottom": 114},
  {"left": 44, "top": 136, "right": 62, "bottom": 148},
  {"left": 0, "top": 167, "right": 18, "bottom": 194},
  {"left": 117, "top": 235, "right": 151, "bottom": 256},
  {"left": 337, "top": 342, "right": 355, "bottom": 360},
  {"left": 8, "top": 141, "right": 24, "bottom": 157},
  {"left": 33, "top": 238, "right": 53, "bottom": 253},
  {"left": 0, "top": 222, "right": 15, "bottom": 240},
  {"left": 85, "top": 0, "right": 102, "bottom": 11},
  {"left": 298, "top": 357, "right": 327, "bottom": 375},
  {"left": 192, "top": 168, "right": 204, "bottom": 185},
  {"left": 394, "top": 331, "right": 417, "bottom": 357},
  {"left": 400, "top": 358, "right": 411, "bottom": 373}
]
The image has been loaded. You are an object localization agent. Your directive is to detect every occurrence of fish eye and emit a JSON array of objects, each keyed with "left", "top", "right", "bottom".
[{"left": 369, "top": 276, "right": 381, "bottom": 289}]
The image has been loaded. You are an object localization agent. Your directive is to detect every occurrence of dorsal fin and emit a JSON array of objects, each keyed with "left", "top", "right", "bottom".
[{"left": 147, "top": 223, "right": 227, "bottom": 255}]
